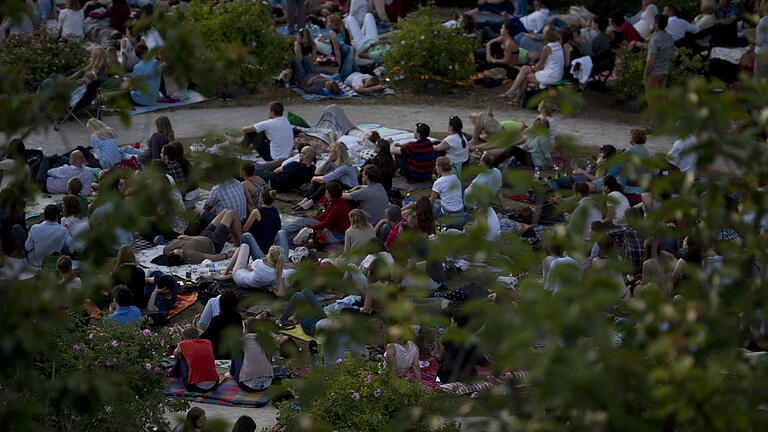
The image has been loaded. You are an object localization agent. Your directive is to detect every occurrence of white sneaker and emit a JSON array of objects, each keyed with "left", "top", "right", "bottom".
[{"left": 293, "top": 227, "right": 313, "bottom": 245}]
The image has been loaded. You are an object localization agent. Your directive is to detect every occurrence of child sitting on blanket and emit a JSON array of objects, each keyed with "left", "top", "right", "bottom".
[{"left": 172, "top": 326, "right": 220, "bottom": 393}]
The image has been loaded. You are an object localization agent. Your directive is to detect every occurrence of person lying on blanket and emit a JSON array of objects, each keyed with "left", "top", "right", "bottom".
[
  {"left": 289, "top": 55, "right": 342, "bottom": 96},
  {"left": 343, "top": 72, "right": 384, "bottom": 95},
  {"left": 163, "top": 209, "right": 240, "bottom": 266}
]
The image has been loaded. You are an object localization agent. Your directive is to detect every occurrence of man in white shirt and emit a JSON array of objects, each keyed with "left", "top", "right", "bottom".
[
  {"left": 343, "top": 72, "right": 384, "bottom": 95},
  {"left": 663, "top": 6, "right": 699, "bottom": 41},
  {"left": 232, "top": 101, "right": 294, "bottom": 162},
  {"left": 45, "top": 150, "right": 92, "bottom": 194},
  {"left": 568, "top": 181, "right": 602, "bottom": 241},
  {"left": 667, "top": 135, "right": 698, "bottom": 173},
  {"left": 509, "top": 0, "right": 550, "bottom": 44}
]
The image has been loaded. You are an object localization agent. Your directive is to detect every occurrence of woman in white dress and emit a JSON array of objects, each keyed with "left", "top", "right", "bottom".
[
  {"left": 499, "top": 25, "right": 564, "bottom": 106},
  {"left": 633, "top": 0, "right": 658, "bottom": 39}
]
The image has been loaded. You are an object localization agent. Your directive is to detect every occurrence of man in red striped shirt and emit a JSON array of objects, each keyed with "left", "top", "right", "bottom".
[{"left": 391, "top": 123, "right": 436, "bottom": 183}]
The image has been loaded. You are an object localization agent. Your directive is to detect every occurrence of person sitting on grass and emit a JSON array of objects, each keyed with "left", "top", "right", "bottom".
[
  {"left": 172, "top": 326, "right": 220, "bottom": 393},
  {"left": 200, "top": 289, "right": 243, "bottom": 359},
  {"left": 279, "top": 181, "right": 350, "bottom": 246},
  {"left": 105, "top": 284, "right": 141, "bottom": 328},
  {"left": 57, "top": 255, "right": 82, "bottom": 291},
  {"left": 163, "top": 209, "right": 241, "bottom": 266},
  {"left": 390, "top": 122, "right": 436, "bottom": 184},
  {"left": 374, "top": 204, "right": 402, "bottom": 243},
  {"left": 229, "top": 317, "right": 274, "bottom": 392},
  {"left": 172, "top": 407, "right": 206, "bottom": 432},
  {"left": 144, "top": 271, "right": 178, "bottom": 312},
  {"left": 23, "top": 204, "right": 72, "bottom": 268},
  {"left": 437, "top": 305, "right": 478, "bottom": 383},
  {"left": 129, "top": 42, "right": 162, "bottom": 106},
  {"left": 385, "top": 336, "right": 421, "bottom": 381}
]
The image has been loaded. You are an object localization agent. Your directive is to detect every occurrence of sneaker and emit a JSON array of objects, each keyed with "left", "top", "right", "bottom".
[{"left": 293, "top": 227, "right": 313, "bottom": 245}]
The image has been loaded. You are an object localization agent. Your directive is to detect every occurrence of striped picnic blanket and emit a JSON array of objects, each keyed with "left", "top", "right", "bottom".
[
  {"left": 412, "top": 357, "right": 527, "bottom": 395},
  {"left": 165, "top": 360, "right": 271, "bottom": 407}
]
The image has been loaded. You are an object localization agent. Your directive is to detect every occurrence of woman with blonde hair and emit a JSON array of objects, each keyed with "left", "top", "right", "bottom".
[
  {"left": 139, "top": 115, "right": 175, "bottom": 165},
  {"left": 70, "top": 45, "right": 110, "bottom": 83},
  {"left": 87, "top": 118, "right": 121, "bottom": 169},
  {"left": 217, "top": 244, "right": 286, "bottom": 297},
  {"left": 294, "top": 140, "right": 358, "bottom": 210},
  {"left": 690, "top": 0, "right": 717, "bottom": 47},
  {"left": 498, "top": 25, "right": 564, "bottom": 106},
  {"left": 344, "top": 208, "right": 375, "bottom": 254}
]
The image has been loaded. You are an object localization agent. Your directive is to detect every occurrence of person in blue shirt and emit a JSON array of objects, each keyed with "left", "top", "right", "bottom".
[
  {"left": 144, "top": 271, "right": 178, "bottom": 312},
  {"left": 130, "top": 42, "right": 162, "bottom": 106},
  {"left": 106, "top": 285, "right": 142, "bottom": 327}
]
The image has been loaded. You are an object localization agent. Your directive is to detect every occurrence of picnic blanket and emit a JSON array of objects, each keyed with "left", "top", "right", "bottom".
[
  {"left": 413, "top": 357, "right": 527, "bottom": 395},
  {"left": 134, "top": 243, "right": 236, "bottom": 281},
  {"left": 85, "top": 291, "right": 199, "bottom": 319},
  {"left": 287, "top": 80, "right": 395, "bottom": 101},
  {"left": 165, "top": 360, "right": 271, "bottom": 407},
  {"left": 279, "top": 324, "right": 323, "bottom": 345},
  {"left": 125, "top": 90, "right": 208, "bottom": 115}
]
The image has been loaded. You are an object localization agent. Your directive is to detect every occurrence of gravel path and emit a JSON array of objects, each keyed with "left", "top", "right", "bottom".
[{"left": 13, "top": 102, "right": 674, "bottom": 156}]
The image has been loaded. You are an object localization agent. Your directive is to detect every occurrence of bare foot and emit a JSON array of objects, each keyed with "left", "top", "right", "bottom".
[
  {"left": 496, "top": 92, "right": 509, "bottom": 98},
  {"left": 212, "top": 272, "right": 233, "bottom": 281},
  {"left": 222, "top": 132, "right": 236, "bottom": 145}
]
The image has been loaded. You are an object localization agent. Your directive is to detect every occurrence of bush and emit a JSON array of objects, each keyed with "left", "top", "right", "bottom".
[
  {"left": 269, "top": 354, "right": 455, "bottom": 431},
  {"left": 34, "top": 319, "right": 186, "bottom": 431},
  {"left": 383, "top": 6, "right": 479, "bottom": 92},
  {"left": 0, "top": 28, "right": 89, "bottom": 92},
  {"left": 613, "top": 44, "right": 706, "bottom": 102},
  {"left": 172, "top": 1, "right": 291, "bottom": 91}
]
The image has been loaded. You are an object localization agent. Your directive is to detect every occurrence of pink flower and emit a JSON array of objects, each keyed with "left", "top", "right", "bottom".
[
  {"left": 335, "top": 358, "right": 343, "bottom": 364},
  {"left": 111, "top": 340, "right": 118, "bottom": 347},
  {"left": 374, "top": 389, "right": 381, "bottom": 397},
  {"left": 106, "top": 361, "right": 112, "bottom": 366},
  {"left": 88, "top": 333, "right": 94, "bottom": 339},
  {"left": 349, "top": 390, "right": 360, "bottom": 401},
  {"left": 330, "top": 392, "right": 335, "bottom": 399},
  {"left": 363, "top": 374, "right": 372, "bottom": 383},
  {"left": 73, "top": 344, "right": 80, "bottom": 351},
  {"left": 145, "top": 363, "right": 152, "bottom": 370},
  {"left": 154, "top": 367, "right": 161, "bottom": 372},
  {"left": 142, "top": 329, "right": 151, "bottom": 336}
]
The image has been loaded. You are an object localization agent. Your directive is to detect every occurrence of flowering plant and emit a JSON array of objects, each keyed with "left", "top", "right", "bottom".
[
  {"left": 269, "top": 354, "right": 454, "bottom": 431},
  {"left": 0, "top": 28, "right": 89, "bottom": 91},
  {"left": 39, "top": 318, "right": 187, "bottom": 431},
  {"left": 383, "top": 6, "right": 478, "bottom": 92}
]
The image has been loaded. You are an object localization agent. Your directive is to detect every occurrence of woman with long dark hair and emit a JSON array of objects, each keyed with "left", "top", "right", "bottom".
[
  {"left": 140, "top": 115, "right": 175, "bottom": 165},
  {"left": 433, "top": 116, "right": 470, "bottom": 175}
]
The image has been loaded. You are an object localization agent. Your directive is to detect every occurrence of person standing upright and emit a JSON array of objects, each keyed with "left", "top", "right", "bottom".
[{"left": 643, "top": 15, "right": 674, "bottom": 132}]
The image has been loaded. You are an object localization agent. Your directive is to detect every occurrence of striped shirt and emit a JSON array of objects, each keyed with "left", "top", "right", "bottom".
[{"left": 401, "top": 139, "right": 435, "bottom": 182}]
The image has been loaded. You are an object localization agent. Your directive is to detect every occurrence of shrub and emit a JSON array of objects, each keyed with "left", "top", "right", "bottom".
[
  {"left": 383, "top": 6, "right": 479, "bottom": 92},
  {"left": 269, "top": 354, "right": 454, "bottom": 431},
  {"left": 613, "top": 44, "right": 706, "bottom": 102},
  {"left": 0, "top": 28, "right": 89, "bottom": 92},
  {"left": 171, "top": 1, "right": 291, "bottom": 91},
  {"left": 35, "top": 319, "right": 186, "bottom": 431}
]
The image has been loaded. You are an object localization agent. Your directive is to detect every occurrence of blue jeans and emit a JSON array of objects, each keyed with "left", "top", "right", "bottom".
[
  {"left": 279, "top": 288, "right": 326, "bottom": 336},
  {"left": 240, "top": 232, "right": 288, "bottom": 260},
  {"left": 338, "top": 43, "right": 360, "bottom": 80},
  {"left": 174, "top": 357, "right": 220, "bottom": 393}
]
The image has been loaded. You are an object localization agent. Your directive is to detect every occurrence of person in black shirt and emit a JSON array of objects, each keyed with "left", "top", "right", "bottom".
[
  {"left": 200, "top": 289, "right": 243, "bottom": 359},
  {"left": 437, "top": 305, "right": 479, "bottom": 383},
  {"left": 268, "top": 147, "right": 316, "bottom": 192}
]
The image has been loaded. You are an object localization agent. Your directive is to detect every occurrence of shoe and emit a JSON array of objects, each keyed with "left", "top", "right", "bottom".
[
  {"left": 224, "top": 372, "right": 234, "bottom": 380},
  {"left": 293, "top": 227, "right": 313, "bottom": 245}
]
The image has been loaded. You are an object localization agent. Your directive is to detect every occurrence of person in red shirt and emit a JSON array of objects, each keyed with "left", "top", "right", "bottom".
[
  {"left": 390, "top": 123, "right": 436, "bottom": 184},
  {"left": 280, "top": 181, "right": 350, "bottom": 245},
  {"left": 172, "top": 327, "right": 220, "bottom": 393},
  {"left": 86, "top": 0, "right": 131, "bottom": 34},
  {"left": 609, "top": 11, "right": 642, "bottom": 43}
]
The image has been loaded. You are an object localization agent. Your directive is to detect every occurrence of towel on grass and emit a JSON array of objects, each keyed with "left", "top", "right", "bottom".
[
  {"left": 165, "top": 360, "right": 271, "bottom": 407},
  {"left": 125, "top": 90, "right": 208, "bottom": 115}
]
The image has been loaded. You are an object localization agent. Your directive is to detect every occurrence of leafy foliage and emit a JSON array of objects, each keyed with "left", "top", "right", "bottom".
[
  {"left": 0, "top": 28, "right": 89, "bottom": 92},
  {"left": 168, "top": 1, "right": 291, "bottom": 91},
  {"left": 613, "top": 45, "right": 706, "bottom": 102},
  {"left": 270, "top": 354, "right": 454, "bottom": 432},
  {"left": 383, "top": 6, "right": 479, "bottom": 91}
]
